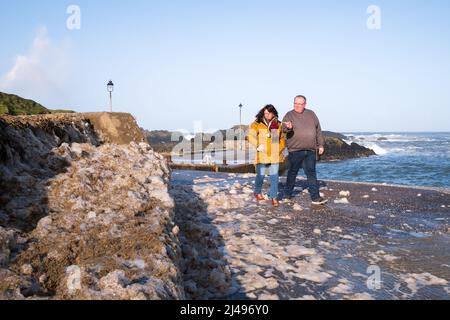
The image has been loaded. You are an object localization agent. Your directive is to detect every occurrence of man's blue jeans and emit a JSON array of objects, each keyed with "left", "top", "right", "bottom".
[
  {"left": 254, "top": 163, "right": 280, "bottom": 199},
  {"left": 285, "top": 150, "right": 320, "bottom": 200}
]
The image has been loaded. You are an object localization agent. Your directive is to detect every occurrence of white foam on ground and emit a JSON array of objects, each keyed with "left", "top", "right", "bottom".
[
  {"left": 400, "top": 273, "right": 448, "bottom": 296},
  {"left": 171, "top": 171, "right": 450, "bottom": 300},
  {"left": 172, "top": 179, "right": 335, "bottom": 299},
  {"left": 339, "top": 191, "right": 351, "bottom": 197},
  {"left": 334, "top": 198, "right": 349, "bottom": 204},
  {"left": 329, "top": 282, "right": 353, "bottom": 295},
  {"left": 328, "top": 227, "right": 343, "bottom": 233}
]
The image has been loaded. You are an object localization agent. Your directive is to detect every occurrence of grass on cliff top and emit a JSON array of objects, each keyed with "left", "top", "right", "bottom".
[
  {"left": 0, "top": 92, "right": 74, "bottom": 115},
  {"left": 49, "top": 109, "right": 76, "bottom": 114}
]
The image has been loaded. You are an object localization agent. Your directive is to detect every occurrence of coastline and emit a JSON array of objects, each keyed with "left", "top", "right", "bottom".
[
  {"left": 1, "top": 113, "right": 448, "bottom": 300},
  {"left": 170, "top": 169, "right": 450, "bottom": 299},
  {"left": 308, "top": 178, "right": 450, "bottom": 195}
]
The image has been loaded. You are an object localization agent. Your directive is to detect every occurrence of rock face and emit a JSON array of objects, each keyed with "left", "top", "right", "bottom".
[
  {"left": 322, "top": 131, "right": 348, "bottom": 140},
  {"left": 0, "top": 113, "right": 185, "bottom": 300},
  {"left": 170, "top": 183, "right": 235, "bottom": 299},
  {"left": 321, "top": 137, "right": 376, "bottom": 161},
  {"left": 143, "top": 129, "right": 375, "bottom": 161}
]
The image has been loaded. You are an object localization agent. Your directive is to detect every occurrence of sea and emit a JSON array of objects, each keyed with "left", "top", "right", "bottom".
[
  {"left": 317, "top": 132, "right": 450, "bottom": 188},
  {"left": 172, "top": 132, "right": 450, "bottom": 189}
]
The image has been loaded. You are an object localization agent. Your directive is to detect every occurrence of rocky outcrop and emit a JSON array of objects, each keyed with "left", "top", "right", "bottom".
[
  {"left": 0, "top": 113, "right": 185, "bottom": 300},
  {"left": 143, "top": 129, "right": 375, "bottom": 161},
  {"left": 322, "top": 131, "right": 348, "bottom": 140},
  {"left": 321, "top": 137, "right": 376, "bottom": 161},
  {"left": 1, "top": 113, "right": 145, "bottom": 148}
]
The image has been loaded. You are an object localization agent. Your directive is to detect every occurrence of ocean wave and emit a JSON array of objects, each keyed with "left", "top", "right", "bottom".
[
  {"left": 183, "top": 134, "right": 196, "bottom": 141},
  {"left": 343, "top": 133, "right": 443, "bottom": 143},
  {"left": 365, "top": 143, "right": 388, "bottom": 155},
  {"left": 344, "top": 141, "right": 426, "bottom": 156}
]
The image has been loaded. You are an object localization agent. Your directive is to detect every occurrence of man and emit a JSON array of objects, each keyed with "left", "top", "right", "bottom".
[{"left": 283, "top": 95, "right": 328, "bottom": 205}]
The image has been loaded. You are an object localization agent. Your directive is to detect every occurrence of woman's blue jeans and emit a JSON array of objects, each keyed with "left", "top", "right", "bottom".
[{"left": 254, "top": 163, "right": 280, "bottom": 199}]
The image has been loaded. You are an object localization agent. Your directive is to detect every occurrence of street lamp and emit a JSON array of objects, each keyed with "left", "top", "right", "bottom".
[
  {"left": 238, "top": 103, "right": 243, "bottom": 151},
  {"left": 107, "top": 80, "right": 114, "bottom": 112}
]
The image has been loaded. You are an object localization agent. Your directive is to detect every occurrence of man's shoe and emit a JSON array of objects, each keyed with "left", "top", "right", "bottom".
[
  {"left": 312, "top": 197, "right": 328, "bottom": 205},
  {"left": 255, "top": 194, "right": 265, "bottom": 201},
  {"left": 272, "top": 199, "right": 280, "bottom": 207}
]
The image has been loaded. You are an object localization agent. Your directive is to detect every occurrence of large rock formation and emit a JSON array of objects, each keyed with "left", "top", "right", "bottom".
[
  {"left": 0, "top": 113, "right": 185, "bottom": 300},
  {"left": 321, "top": 137, "right": 376, "bottom": 161},
  {"left": 143, "top": 128, "right": 376, "bottom": 161}
]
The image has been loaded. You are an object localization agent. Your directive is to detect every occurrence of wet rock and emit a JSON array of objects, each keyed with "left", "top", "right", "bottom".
[
  {"left": 20, "top": 264, "right": 33, "bottom": 275},
  {"left": 322, "top": 137, "right": 376, "bottom": 160},
  {"left": 0, "top": 227, "right": 17, "bottom": 267},
  {"left": 170, "top": 184, "right": 234, "bottom": 299},
  {"left": 64, "top": 265, "right": 82, "bottom": 296},
  {"left": 0, "top": 114, "right": 185, "bottom": 300}
]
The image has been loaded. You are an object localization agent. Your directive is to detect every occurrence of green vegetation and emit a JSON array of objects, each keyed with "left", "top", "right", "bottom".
[
  {"left": 49, "top": 109, "right": 76, "bottom": 114},
  {"left": 0, "top": 92, "right": 49, "bottom": 115},
  {"left": 0, "top": 104, "right": 8, "bottom": 114},
  {"left": 0, "top": 92, "right": 75, "bottom": 115}
]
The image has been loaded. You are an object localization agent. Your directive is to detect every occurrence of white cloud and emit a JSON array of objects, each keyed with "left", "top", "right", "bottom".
[{"left": 0, "top": 26, "right": 71, "bottom": 105}]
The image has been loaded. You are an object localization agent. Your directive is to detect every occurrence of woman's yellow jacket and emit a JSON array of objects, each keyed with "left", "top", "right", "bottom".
[{"left": 248, "top": 119, "right": 286, "bottom": 164}]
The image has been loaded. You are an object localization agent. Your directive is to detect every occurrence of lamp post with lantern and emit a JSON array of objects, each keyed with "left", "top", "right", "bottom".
[
  {"left": 107, "top": 80, "right": 114, "bottom": 112},
  {"left": 238, "top": 103, "right": 243, "bottom": 151}
]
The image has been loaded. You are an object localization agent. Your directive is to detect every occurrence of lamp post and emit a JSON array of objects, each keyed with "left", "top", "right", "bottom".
[
  {"left": 238, "top": 103, "right": 243, "bottom": 151},
  {"left": 107, "top": 80, "right": 114, "bottom": 112}
]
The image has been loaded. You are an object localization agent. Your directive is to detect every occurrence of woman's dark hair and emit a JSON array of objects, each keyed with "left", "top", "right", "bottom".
[{"left": 255, "top": 104, "right": 279, "bottom": 123}]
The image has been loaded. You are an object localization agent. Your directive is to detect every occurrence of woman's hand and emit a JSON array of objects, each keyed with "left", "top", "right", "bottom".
[{"left": 257, "top": 144, "right": 265, "bottom": 152}]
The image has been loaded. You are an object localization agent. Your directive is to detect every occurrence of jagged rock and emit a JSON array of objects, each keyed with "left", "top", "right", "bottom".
[
  {"left": 322, "top": 137, "right": 376, "bottom": 161},
  {"left": 0, "top": 113, "right": 185, "bottom": 300},
  {"left": 0, "top": 227, "right": 17, "bottom": 267}
]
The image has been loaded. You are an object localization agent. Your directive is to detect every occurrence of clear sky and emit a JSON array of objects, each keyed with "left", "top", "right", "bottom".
[{"left": 1, "top": 0, "right": 449, "bottom": 132}]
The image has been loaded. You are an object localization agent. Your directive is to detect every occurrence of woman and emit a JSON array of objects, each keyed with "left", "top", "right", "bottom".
[{"left": 248, "top": 105, "right": 286, "bottom": 207}]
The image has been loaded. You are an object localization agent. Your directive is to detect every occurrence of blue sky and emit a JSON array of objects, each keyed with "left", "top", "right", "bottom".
[{"left": 1, "top": 0, "right": 449, "bottom": 132}]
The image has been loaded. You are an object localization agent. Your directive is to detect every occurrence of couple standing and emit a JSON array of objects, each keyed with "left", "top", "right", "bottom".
[{"left": 248, "top": 95, "right": 328, "bottom": 207}]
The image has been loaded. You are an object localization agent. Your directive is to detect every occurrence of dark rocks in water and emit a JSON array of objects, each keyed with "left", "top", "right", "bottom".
[
  {"left": 143, "top": 128, "right": 375, "bottom": 161},
  {"left": 378, "top": 137, "right": 388, "bottom": 141},
  {"left": 323, "top": 131, "right": 348, "bottom": 140},
  {"left": 321, "top": 132, "right": 377, "bottom": 160},
  {"left": 321, "top": 137, "right": 376, "bottom": 161}
]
